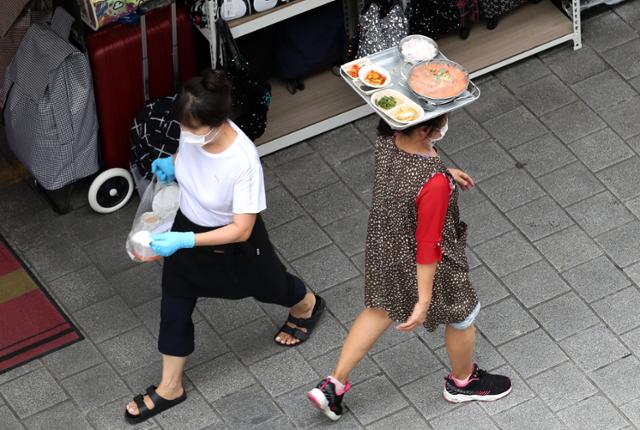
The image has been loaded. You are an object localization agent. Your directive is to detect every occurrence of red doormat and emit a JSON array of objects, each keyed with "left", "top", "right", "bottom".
[{"left": 0, "top": 236, "right": 82, "bottom": 374}]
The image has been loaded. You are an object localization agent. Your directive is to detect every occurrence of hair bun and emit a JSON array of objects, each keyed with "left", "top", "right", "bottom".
[{"left": 202, "top": 69, "right": 232, "bottom": 95}]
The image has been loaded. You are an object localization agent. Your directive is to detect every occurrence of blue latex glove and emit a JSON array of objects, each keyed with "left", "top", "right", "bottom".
[
  {"left": 150, "top": 232, "right": 196, "bottom": 257},
  {"left": 151, "top": 156, "right": 175, "bottom": 184}
]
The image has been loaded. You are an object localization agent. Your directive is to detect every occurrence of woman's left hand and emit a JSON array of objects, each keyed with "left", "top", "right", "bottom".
[
  {"left": 397, "top": 300, "right": 430, "bottom": 332},
  {"left": 150, "top": 232, "right": 196, "bottom": 257},
  {"left": 448, "top": 168, "right": 475, "bottom": 191}
]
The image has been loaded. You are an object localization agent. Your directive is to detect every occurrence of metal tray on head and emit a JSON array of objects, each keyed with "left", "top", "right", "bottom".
[{"left": 341, "top": 46, "right": 481, "bottom": 130}]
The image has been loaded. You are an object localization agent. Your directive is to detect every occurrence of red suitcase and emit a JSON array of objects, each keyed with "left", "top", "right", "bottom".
[{"left": 86, "top": 3, "right": 198, "bottom": 170}]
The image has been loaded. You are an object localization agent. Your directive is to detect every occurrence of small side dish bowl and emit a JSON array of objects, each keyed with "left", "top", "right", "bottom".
[
  {"left": 358, "top": 65, "right": 391, "bottom": 89},
  {"left": 341, "top": 58, "right": 371, "bottom": 80}
]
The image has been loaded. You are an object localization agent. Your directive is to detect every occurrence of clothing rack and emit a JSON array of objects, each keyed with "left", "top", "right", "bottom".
[{"left": 196, "top": 0, "right": 582, "bottom": 157}]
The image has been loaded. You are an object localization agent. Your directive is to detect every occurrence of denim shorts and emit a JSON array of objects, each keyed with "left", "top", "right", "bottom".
[{"left": 449, "top": 303, "right": 481, "bottom": 330}]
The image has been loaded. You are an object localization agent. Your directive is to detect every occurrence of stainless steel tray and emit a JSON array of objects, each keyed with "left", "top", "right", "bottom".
[{"left": 341, "top": 47, "right": 481, "bottom": 130}]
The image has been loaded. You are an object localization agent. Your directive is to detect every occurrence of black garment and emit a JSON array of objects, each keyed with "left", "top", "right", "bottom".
[
  {"left": 163, "top": 210, "right": 306, "bottom": 305},
  {"left": 158, "top": 291, "right": 198, "bottom": 357}
]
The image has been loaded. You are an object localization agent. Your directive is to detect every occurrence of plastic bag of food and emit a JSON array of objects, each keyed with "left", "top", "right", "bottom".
[{"left": 126, "top": 178, "right": 180, "bottom": 262}]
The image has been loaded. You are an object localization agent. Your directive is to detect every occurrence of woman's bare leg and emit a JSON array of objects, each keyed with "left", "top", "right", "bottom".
[
  {"left": 445, "top": 324, "right": 476, "bottom": 379},
  {"left": 126, "top": 354, "right": 186, "bottom": 415},
  {"left": 332, "top": 308, "right": 393, "bottom": 383}
]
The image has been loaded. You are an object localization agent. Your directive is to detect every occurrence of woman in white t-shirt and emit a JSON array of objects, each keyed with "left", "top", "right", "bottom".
[{"left": 125, "top": 70, "right": 325, "bottom": 424}]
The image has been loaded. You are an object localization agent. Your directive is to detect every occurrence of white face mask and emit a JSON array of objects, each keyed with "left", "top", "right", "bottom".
[
  {"left": 180, "top": 127, "right": 220, "bottom": 147},
  {"left": 431, "top": 119, "right": 449, "bottom": 142}
]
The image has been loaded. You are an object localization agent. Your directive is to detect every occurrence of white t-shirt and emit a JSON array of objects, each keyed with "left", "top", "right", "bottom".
[{"left": 174, "top": 121, "right": 266, "bottom": 227}]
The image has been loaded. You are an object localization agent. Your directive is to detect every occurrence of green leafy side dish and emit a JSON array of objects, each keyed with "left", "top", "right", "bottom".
[{"left": 375, "top": 95, "right": 397, "bottom": 110}]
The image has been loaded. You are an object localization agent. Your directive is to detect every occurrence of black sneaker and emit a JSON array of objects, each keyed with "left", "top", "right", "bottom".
[
  {"left": 443, "top": 364, "right": 512, "bottom": 403},
  {"left": 307, "top": 378, "right": 350, "bottom": 421}
]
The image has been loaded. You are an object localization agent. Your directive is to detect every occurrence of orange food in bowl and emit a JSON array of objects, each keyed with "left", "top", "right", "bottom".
[
  {"left": 347, "top": 64, "right": 362, "bottom": 78},
  {"left": 408, "top": 61, "right": 468, "bottom": 100},
  {"left": 365, "top": 70, "right": 387, "bottom": 86}
]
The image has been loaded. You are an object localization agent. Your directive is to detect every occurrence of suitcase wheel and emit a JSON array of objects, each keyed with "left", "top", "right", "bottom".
[{"left": 88, "top": 168, "right": 134, "bottom": 214}]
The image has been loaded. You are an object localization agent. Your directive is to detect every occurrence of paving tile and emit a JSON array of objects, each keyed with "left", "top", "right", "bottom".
[
  {"left": 122, "top": 359, "right": 194, "bottom": 397},
  {"left": 291, "top": 245, "right": 359, "bottom": 293},
  {"left": 602, "top": 38, "right": 640, "bottom": 80},
  {"left": 563, "top": 256, "right": 631, "bottom": 303},
  {"left": 353, "top": 113, "right": 380, "bottom": 145},
  {"left": 449, "top": 140, "right": 514, "bottom": 183},
  {"left": 502, "top": 260, "right": 570, "bottom": 308},
  {"left": 567, "top": 191, "right": 634, "bottom": 238},
  {"left": 261, "top": 186, "right": 305, "bottom": 229},
  {"left": 528, "top": 361, "right": 597, "bottom": 412},
  {"left": 478, "top": 168, "right": 545, "bottom": 212},
  {"left": 308, "top": 124, "right": 372, "bottom": 165},
  {"left": 597, "top": 96, "right": 640, "bottom": 139},
  {"left": 367, "top": 407, "right": 432, "bottom": 430},
  {"left": 621, "top": 324, "right": 640, "bottom": 357},
  {"left": 22, "top": 401, "right": 91, "bottom": 430},
  {"left": 483, "top": 106, "right": 548, "bottom": 150},
  {"left": 0, "top": 204, "right": 67, "bottom": 252},
  {"left": 295, "top": 314, "right": 348, "bottom": 360},
  {"left": 84, "top": 229, "right": 138, "bottom": 278},
  {"left": 509, "top": 134, "right": 577, "bottom": 178},
  {"left": 0, "top": 181, "right": 48, "bottom": 222},
  {"left": 573, "top": 129, "right": 635, "bottom": 174},
  {"left": 0, "top": 367, "right": 67, "bottom": 419},
  {"left": 597, "top": 156, "right": 640, "bottom": 201},
  {"left": 372, "top": 337, "right": 443, "bottom": 386},
  {"left": 542, "top": 44, "right": 609, "bottom": 85},
  {"left": 436, "top": 110, "right": 490, "bottom": 155},
  {"left": 417, "top": 325, "right": 446, "bottom": 350},
  {"left": 496, "top": 57, "right": 551, "bottom": 91},
  {"left": 560, "top": 325, "right": 629, "bottom": 372},
  {"left": 0, "top": 406, "right": 24, "bottom": 430},
  {"left": 596, "top": 221, "right": 640, "bottom": 267},
  {"left": 155, "top": 388, "right": 222, "bottom": 430},
  {"left": 631, "top": 75, "right": 640, "bottom": 95},
  {"left": 108, "top": 263, "right": 162, "bottom": 308},
  {"left": 434, "top": 332, "right": 506, "bottom": 372},
  {"left": 626, "top": 193, "right": 640, "bottom": 218},
  {"left": 187, "top": 352, "right": 255, "bottom": 402},
  {"left": 23, "top": 240, "right": 91, "bottom": 282},
  {"left": 466, "top": 248, "right": 482, "bottom": 269},
  {"left": 614, "top": 0, "right": 640, "bottom": 29},
  {"left": 592, "top": 355, "right": 640, "bottom": 406},
  {"left": 61, "top": 363, "right": 130, "bottom": 412},
  {"left": 97, "top": 327, "right": 158, "bottom": 375},
  {"left": 263, "top": 142, "right": 315, "bottom": 168},
  {"left": 464, "top": 78, "right": 521, "bottom": 123},
  {"left": 592, "top": 287, "right": 640, "bottom": 334},
  {"left": 364, "top": 322, "right": 416, "bottom": 355},
  {"left": 249, "top": 349, "right": 318, "bottom": 397},
  {"left": 475, "top": 298, "right": 539, "bottom": 345},
  {"left": 0, "top": 361, "right": 41, "bottom": 386},
  {"left": 41, "top": 340, "right": 104, "bottom": 379},
  {"left": 263, "top": 165, "right": 280, "bottom": 190},
  {"left": 506, "top": 196, "right": 574, "bottom": 242},
  {"left": 86, "top": 395, "right": 157, "bottom": 430},
  {"left": 532, "top": 292, "right": 599, "bottom": 341},
  {"left": 494, "top": 398, "right": 566, "bottom": 430},
  {"left": 333, "top": 150, "right": 375, "bottom": 198},
  {"left": 469, "top": 266, "right": 509, "bottom": 307},
  {"left": 73, "top": 296, "right": 141, "bottom": 343},
  {"left": 535, "top": 225, "right": 603, "bottom": 272},
  {"left": 48, "top": 265, "right": 116, "bottom": 312},
  {"left": 620, "top": 398, "right": 640, "bottom": 429},
  {"left": 308, "top": 347, "right": 382, "bottom": 384},
  {"left": 538, "top": 161, "right": 605, "bottom": 207},
  {"left": 465, "top": 201, "right": 513, "bottom": 247},
  {"left": 275, "top": 385, "right": 356, "bottom": 429},
  {"left": 430, "top": 403, "right": 497, "bottom": 430},
  {"left": 498, "top": 329, "right": 567, "bottom": 378},
  {"left": 540, "top": 100, "right": 606, "bottom": 144},
  {"left": 269, "top": 216, "right": 332, "bottom": 261},
  {"left": 213, "top": 384, "right": 281, "bottom": 429},
  {"left": 274, "top": 153, "right": 338, "bottom": 197},
  {"left": 197, "top": 297, "right": 265, "bottom": 334},
  {"left": 515, "top": 75, "right": 577, "bottom": 116},
  {"left": 264, "top": 416, "right": 298, "bottom": 430},
  {"left": 223, "top": 317, "right": 281, "bottom": 365},
  {"left": 187, "top": 321, "right": 229, "bottom": 370},
  {"left": 474, "top": 231, "right": 542, "bottom": 277},
  {"left": 557, "top": 395, "right": 628, "bottom": 430},
  {"left": 457, "top": 185, "right": 488, "bottom": 213},
  {"left": 479, "top": 364, "right": 535, "bottom": 416},
  {"left": 347, "top": 375, "right": 409, "bottom": 425},
  {"left": 324, "top": 210, "right": 369, "bottom": 257},
  {"left": 572, "top": 70, "right": 637, "bottom": 112},
  {"left": 582, "top": 12, "right": 638, "bottom": 52},
  {"left": 299, "top": 182, "right": 366, "bottom": 227}
]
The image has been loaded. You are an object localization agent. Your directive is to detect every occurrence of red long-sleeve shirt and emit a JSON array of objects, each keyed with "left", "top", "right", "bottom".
[{"left": 415, "top": 173, "right": 450, "bottom": 264}]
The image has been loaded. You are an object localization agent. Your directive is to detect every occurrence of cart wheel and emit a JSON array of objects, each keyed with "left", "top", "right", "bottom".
[{"left": 88, "top": 168, "right": 134, "bottom": 214}]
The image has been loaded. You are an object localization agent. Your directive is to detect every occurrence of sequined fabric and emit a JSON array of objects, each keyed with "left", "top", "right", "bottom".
[
  {"left": 356, "top": 2, "right": 408, "bottom": 58},
  {"left": 364, "top": 135, "right": 479, "bottom": 332},
  {"left": 408, "top": 0, "right": 460, "bottom": 39},
  {"left": 478, "top": 0, "right": 528, "bottom": 19}
]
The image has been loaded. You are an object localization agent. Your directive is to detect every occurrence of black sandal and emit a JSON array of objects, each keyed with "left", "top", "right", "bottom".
[
  {"left": 124, "top": 385, "right": 187, "bottom": 425},
  {"left": 274, "top": 295, "right": 326, "bottom": 346}
]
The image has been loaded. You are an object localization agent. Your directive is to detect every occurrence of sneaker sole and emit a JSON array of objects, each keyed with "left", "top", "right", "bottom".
[
  {"left": 307, "top": 388, "right": 341, "bottom": 421},
  {"left": 443, "top": 385, "right": 512, "bottom": 404}
]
